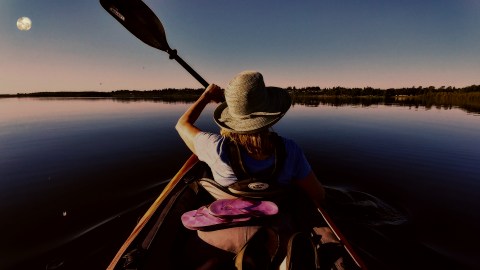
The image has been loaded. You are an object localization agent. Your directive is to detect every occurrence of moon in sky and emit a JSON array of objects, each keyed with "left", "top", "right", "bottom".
[{"left": 17, "top": 17, "right": 32, "bottom": 31}]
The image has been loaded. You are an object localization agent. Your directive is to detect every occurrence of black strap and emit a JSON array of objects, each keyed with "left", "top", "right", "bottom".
[{"left": 226, "top": 132, "right": 286, "bottom": 182}]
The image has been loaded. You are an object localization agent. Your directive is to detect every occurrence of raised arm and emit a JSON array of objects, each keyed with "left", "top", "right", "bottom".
[{"left": 175, "top": 84, "right": 223, "bottom": 154}]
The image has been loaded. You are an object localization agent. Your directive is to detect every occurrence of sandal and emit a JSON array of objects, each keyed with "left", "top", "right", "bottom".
[
  {"left": 209, "top": 198, "right": 278, "bottom": 218},
  {"left": 181, "top": 206, "right": 251, "bottom": 231}
]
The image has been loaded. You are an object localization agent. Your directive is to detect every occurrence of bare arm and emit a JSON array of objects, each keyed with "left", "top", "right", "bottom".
[
  {"left": 175, "top": 84, "right": 223, "bottom": 154},
  {"left": 295, "top": 171, "right": 326, "bottom": 208}
]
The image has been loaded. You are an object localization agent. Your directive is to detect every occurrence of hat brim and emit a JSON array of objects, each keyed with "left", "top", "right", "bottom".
[{"left": 213, "top": 87, "right": 291, "bottom": 134}]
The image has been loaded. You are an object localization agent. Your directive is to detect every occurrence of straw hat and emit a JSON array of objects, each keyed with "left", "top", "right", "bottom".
[{"left": 214, "top": 71, "right": 291, "bottom": 134}]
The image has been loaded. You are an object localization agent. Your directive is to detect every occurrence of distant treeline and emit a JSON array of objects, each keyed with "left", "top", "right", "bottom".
[
  {"left": 1, "top": 88, "right": 204, "bottom": 100},
  {"left": 286, "top": 84, "right": 480, "bottom": 97},
  {"left": 3, "top": 85, "right": 479, "bottom": 98},
  {"left": 288, "top": 85, "right": 480, "bottom": 114},
  {"left": 2, "top": 85, "right": 479, "bottom": 114}
]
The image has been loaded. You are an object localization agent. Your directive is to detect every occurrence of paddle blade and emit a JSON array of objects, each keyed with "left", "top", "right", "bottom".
[{"left": 100, "top": 0, "right": 171, "bottom": 52}]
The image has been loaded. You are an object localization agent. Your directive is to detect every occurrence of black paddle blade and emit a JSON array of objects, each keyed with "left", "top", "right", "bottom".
[{"left": 100, "top": 0, "right": 171, "bottom": 52}]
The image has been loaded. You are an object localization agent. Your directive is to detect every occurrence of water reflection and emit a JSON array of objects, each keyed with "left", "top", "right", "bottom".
[
  {"left": 17, "top": 95, "right": 474, "bottom": 115},
  {"left": 290, "top": 96, "right": 480, "bottom": 115},
  {"left": 5, "top": 92, "right": 478, "bottom": 114},
  {"left": 0, "top": 98, "right": 478, "bottom": 269}
]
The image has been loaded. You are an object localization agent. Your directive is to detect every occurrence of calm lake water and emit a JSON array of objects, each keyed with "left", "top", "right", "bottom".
[{"left": 0, "top": 98, "right": 479, "bottom": 270}]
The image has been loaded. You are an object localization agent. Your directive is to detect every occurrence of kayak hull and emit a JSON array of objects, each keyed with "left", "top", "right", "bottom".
[{"left": 110, "top": 158, "right": 365, "bottom": 269}]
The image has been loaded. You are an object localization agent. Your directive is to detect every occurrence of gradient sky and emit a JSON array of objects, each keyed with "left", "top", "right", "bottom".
[{"left": 1, "top": 0, "right": 479, "bottom": 94}]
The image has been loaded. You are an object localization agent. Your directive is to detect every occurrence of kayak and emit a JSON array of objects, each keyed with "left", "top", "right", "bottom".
[{"left": 107, "top": 155, "right": 367, "bottom": 270}]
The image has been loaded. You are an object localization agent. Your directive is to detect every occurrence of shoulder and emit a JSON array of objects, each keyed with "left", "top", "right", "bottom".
[
  {"left": 193, "top": 131, "right": 228, "bottom": 160},
  {"left": 194, "top": 131, "right": 223, "bottom": 144},
  {"left": 278, "top": 135, "right": 303, "bottom": 153},
  {"left": 278, "top": 135, "right": 312, "bottom": 179}
]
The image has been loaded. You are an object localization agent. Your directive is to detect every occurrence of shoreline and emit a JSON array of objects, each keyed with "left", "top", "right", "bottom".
[
  {"left": 1, "top": 85, "right": 479, "bottom": 98},
  {"left": 2, "top": 87, "right": 479, "bottom": 114}
]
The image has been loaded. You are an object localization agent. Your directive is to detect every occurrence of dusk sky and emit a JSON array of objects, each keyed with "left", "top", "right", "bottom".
[{"left": 1, "top": 0, "right": 479, "bottom": 94}]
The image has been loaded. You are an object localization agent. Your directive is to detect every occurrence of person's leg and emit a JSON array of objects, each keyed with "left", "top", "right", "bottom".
[{"left": 197, "top": 226, "right": 261, "bottom": 253}]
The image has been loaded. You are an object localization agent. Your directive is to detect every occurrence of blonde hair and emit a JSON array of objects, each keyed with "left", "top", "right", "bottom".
[{"left": 221, "top": 129, "right": 274, "bottom": 160}]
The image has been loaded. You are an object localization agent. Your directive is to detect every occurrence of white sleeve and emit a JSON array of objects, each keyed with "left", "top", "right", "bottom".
[{"left": 193, "top": 132, "right": 223, "bottom": 164}]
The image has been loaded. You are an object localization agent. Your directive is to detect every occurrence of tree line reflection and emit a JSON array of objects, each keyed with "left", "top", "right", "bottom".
[
  {"left": 3, "top": 85, "right": 479, "bottom": 114},
  {"left": 289, "top": 86, "right": 480, "bottom": 114}
]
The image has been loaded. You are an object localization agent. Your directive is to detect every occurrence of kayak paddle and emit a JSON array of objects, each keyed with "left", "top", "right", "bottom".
[
  {"left": 99, "top": 0, "right": 209, "bottom": 88},
  {"left": 107, "top": 154, "right": 198, "bottom": 269}
]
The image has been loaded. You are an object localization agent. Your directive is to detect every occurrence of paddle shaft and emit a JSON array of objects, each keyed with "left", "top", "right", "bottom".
[
  {"left": 167, "top": 49, "right": 209, "bottom": 88},
  {"left": 317, "top": 207, "right": 368, "bottom": 269},
  {"left": 107, "top": 154, "right": 199, "bottom": 270}
]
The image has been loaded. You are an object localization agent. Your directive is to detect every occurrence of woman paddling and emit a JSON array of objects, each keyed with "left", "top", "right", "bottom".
[{"left": 175, "top": 70, "right": 326, "bottom": 269}]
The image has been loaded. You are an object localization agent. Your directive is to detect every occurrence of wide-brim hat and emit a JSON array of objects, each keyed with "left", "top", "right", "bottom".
[{"left": 214, "top": 71, "right": 291, "bottom": 134}]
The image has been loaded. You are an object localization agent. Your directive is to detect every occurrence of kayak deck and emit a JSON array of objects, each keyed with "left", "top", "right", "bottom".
[{"left": 111, "top": 160, "right": 365, "bottom": 269}]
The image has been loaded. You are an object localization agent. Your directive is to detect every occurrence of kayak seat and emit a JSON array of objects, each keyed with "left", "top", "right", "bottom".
[{"left": 198, "top": 178, "right": 239, "bottom": 200}]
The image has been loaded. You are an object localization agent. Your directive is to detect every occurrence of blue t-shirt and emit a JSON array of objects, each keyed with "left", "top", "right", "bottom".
[{"left": 193, "top": 132, "right": 312, "bottom": 186}]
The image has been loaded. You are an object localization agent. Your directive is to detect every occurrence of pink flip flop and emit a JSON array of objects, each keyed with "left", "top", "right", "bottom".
[
  {"left": 208, "top": 198, "right": 278, "bottom": 218},
  {"left": 181, "top": 206, "right": 251, "bottom": 231}
]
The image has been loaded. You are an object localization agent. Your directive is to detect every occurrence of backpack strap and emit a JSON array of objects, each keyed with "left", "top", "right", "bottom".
[
  {"left": 227, "top": 132, "right": 286, "bottom": 182},
  {"left": 226, "top": 133, "right": 288, "bottom": 199}
]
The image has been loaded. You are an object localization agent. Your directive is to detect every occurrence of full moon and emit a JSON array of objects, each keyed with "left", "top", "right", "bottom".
[{"left": 17, "top": 17, "right": 32, "bottom": 31}]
